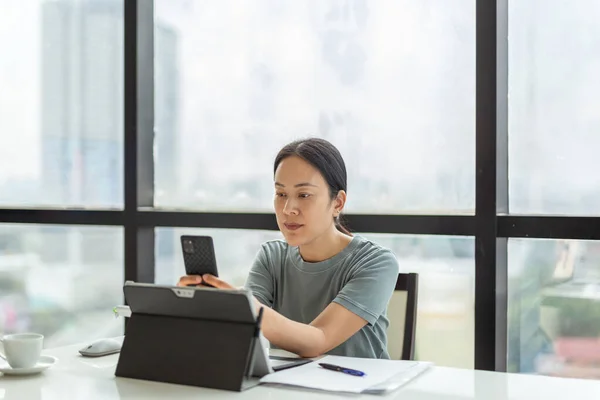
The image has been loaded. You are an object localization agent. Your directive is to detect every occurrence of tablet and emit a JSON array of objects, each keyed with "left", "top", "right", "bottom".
[
  {"left": 123, "top": 281, "right": 273, "bottom": 377},
  {"left": 124, "top": 281, "right": 255, "bottom": 323}
]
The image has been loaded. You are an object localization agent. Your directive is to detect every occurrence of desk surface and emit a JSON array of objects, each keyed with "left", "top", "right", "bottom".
[{"left": 1, "top": 342, "right": 600, "bottom": 400}]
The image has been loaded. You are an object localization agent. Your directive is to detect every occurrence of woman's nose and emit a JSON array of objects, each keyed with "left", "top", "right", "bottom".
[{"left": 283, "top": 199, "right": 299, "bottom": 215}]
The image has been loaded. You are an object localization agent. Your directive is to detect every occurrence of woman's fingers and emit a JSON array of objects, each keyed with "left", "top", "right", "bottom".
[
  {"left": 176, "top": 275, "right": 202, "bottom": 287},
  {"left": 177, "top": 274, "right": 236, "bottom": 290},
  {"left": 202, "top": 274, "right": 235, "bottom": 289}
]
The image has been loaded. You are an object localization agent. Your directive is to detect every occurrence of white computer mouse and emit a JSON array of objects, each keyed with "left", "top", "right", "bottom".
[{"left": 79, "top": 338, "right": 123, "bottom": 357}]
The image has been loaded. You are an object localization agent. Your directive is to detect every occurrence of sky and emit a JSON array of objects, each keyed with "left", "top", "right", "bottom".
[
  {"left": 0, "top": 1, "right": 41, "bottom": 181},
  {"left": 0, "top": 0, "right": 475, "bottom": 212}
]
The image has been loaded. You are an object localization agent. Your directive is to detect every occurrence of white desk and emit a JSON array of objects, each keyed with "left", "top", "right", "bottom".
[{"left": 1, "top": 342, "right": 600, "bottom": 400}]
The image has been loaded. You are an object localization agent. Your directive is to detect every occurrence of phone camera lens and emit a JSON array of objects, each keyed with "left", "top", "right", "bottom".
[{"left": 183, "top": 240, "right": 194, "bottom": 253}]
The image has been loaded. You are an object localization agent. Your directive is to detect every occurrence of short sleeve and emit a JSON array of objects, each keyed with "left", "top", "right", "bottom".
[
  {"left": 332, "top": 248, "right": 399, "bottom": 326},
  {"left": 244, "top": 244, "right": 275, "bottom": 307}
]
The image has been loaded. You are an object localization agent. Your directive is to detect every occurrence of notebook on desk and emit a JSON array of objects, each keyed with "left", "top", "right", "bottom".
[{"left": 259, "top": 355, "right": 432, "bottom": 395}]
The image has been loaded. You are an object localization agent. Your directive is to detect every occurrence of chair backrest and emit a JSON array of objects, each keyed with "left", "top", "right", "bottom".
[{"left": 386, "top": 273, "right": 418, "bottom": 360}]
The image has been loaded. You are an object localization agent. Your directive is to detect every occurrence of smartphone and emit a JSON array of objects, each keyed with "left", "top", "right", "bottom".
[{"left": 180, "top": 235, "right": 219, "bottom": 286}]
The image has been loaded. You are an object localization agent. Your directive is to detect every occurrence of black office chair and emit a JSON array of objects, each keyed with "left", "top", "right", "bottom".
[{"left": 386, "top": 273, "right": 419, "bottom": 360}]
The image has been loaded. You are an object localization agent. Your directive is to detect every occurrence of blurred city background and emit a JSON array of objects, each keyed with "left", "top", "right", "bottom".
[{"left": 1, "top": 0, "right": 599, "bottom": 377}]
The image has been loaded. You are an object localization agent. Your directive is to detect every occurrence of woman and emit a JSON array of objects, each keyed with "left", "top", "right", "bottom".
[{"left": 178, "top": 138, "right": 399, "bottom": 359}]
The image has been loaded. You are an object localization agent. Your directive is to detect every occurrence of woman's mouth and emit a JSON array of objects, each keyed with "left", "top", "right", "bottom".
[{"left": 284, "top": 223, "right": 303, "bottom": 231}]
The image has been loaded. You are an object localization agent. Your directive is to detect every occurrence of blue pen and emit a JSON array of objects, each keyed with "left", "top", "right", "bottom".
[{"left": 318, "top": 363, "right": 365, "bottom": 377}]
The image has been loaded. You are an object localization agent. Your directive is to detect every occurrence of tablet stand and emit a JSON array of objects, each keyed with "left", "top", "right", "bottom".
[{"left": 115, "top": 312, "right": 261, "bottom": 391}]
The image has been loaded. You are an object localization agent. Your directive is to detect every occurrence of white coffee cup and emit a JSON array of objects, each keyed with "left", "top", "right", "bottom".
[{"left": 0, "top": 333, "right": 44, "bottom": 369}]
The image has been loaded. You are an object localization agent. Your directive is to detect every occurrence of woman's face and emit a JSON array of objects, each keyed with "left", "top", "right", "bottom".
[{"left": 273, "top": 156, "right": 342, "bottom": 247}]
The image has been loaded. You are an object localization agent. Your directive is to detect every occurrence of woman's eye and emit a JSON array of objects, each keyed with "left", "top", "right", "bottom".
[
  {"left": 275, "top": 192, "right": 286, "bottom": 198},
  {"left": 299, "top": 193, "right": 311, "bottom": 198}
]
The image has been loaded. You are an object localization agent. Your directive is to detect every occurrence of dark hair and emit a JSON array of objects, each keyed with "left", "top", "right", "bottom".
[{"left": 274, "top": 138, "right": 352, "bottom": 236}]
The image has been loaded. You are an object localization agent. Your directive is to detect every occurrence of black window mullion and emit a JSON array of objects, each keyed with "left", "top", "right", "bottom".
[
  {"left": 475, "top": 0, "right": 509, "bottom": 372},
  {"left": 124, "top": 0, "right": 154, "bottom": 284}
]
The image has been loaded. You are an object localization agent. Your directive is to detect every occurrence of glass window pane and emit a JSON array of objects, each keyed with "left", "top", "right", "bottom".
[
  {"left": 508, "top": 239, "right": 600, "bottom": 379},
  {"left": 0, "top": 0, "right": 124, "bottom": 208},
  {"left": 156, "top": 228, "right": 474, "bottom": 368},
  {"left": 366, "top": 233, "right": 474, "bottom": 368},
  {"left": 509, "top": 1, "right": 600, "bottom": 215},
  {"left": 0, "top": 224, "right": 124, "bottom": 348},
  {"left": 154, "top": 1, "right": 475, "bottom": 213}
]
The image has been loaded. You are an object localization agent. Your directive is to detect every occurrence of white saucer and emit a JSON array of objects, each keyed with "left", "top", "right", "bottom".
[{"left": 0, "top": 355, "right": 58, "bottom": 376}]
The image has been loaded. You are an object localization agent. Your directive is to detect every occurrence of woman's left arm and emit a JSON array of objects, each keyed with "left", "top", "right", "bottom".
[{"left": 203, "top": 248, "right": 399, "bottom": 358}]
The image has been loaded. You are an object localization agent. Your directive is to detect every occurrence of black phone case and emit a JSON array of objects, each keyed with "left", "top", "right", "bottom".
[{"left": 180, "top": 235, "right": 219, "bottom": 277}]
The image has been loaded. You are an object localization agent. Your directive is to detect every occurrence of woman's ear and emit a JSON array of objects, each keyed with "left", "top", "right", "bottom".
[{"left": 333, "top": 190, "right": 347, "bottom": 216}]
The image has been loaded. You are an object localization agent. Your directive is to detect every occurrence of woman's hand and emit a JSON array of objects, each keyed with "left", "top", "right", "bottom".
[
  {"left": 201, "top": 274, "right": 236, "bottom": 290},
  {"left": 176, "top": 274, "right": 236, "bottom": 289},
  {"left": 177, "top": 274, "right": 264, "bottom": 317},
  {"left": 176, "top": 275, "right": 203, "bottom": 286}
]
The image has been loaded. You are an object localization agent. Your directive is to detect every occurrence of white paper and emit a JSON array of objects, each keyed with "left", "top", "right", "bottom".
[{"left": 260, "top": 355, "right": 431, "bottom": 394}]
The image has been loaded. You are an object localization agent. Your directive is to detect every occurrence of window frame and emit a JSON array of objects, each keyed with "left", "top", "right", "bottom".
[{"left": 1, "top": 0, "right": 600, "bottom": 372}]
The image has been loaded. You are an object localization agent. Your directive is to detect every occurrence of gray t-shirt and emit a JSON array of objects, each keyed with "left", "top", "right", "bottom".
[{"left": 244, "top": 235, "right": 399, "bottom": 359}]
